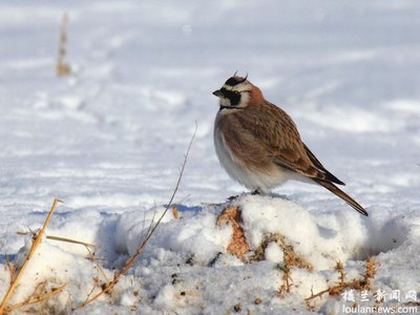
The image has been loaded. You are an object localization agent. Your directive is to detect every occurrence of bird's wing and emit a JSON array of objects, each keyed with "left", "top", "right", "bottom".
[
  {"left": 220, "top": 102, "right": 366, "bottom": 215},
  {"left": 238, "top": 102, "right": 338, "bottom": 182}
]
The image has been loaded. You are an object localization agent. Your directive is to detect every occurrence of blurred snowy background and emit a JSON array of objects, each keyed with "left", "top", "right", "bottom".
[{"left": 0, "top": 1, "right": 419, "bottom": 314}]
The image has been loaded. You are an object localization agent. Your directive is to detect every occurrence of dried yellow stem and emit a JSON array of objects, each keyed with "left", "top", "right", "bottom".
[
  {"left": 0, "top": 199, "right": 62, "bottom": 314},
  {"left": 5, "top": 284, "right": 67, "bottom": 313},
  {"left": 56, "top": 12, "right": 71, "bottom": 76},
  {"left": 46, "top": 235, "right": 95, "bottom": 249}
]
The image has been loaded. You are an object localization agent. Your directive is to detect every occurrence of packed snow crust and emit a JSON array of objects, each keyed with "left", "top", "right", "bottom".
[{"left": 1, "top": 1, "right": 420, "bottom": 314}]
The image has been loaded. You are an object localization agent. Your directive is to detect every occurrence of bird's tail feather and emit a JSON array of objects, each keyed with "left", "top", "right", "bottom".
[{"left": 314, "top": 179, "right": 368, "bottom": 216}]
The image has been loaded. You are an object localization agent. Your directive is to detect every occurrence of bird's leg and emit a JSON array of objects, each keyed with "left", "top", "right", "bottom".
[{"left": 228, "top": 188, "right": 263, "bottom": 201}]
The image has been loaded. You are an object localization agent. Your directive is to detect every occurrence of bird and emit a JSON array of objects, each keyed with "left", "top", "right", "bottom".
[{"left": 212, "top": 74, "right": 368, "bottom": 216}]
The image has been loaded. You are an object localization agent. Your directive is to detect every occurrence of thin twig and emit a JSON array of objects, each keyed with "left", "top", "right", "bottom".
[
  {"left": 78, "top": 124, "right": 197, "bottom": 308},
  {"left": 0, "top": 199, "right": 63, "bottom": 315}
]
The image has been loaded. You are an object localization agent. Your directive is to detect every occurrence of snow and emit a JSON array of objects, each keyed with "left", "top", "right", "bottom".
[
  {"left": 265, "top": 242, "right": 283, "bottom": 263},
  {"left": 1, "top": 1, "right": 420, "bottom": 314}
]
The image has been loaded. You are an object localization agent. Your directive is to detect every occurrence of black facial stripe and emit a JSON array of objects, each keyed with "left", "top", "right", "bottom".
[{"left": 220, "top": 87, "right": 241, "bottom": 106}]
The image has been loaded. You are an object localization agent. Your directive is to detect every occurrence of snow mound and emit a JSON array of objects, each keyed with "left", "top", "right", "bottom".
[
  {"left": 2, "top": 195, "right": 417, "bottom": 314},
  {"left": 115, "top": 194, "right": 406, "bottom": 271}
]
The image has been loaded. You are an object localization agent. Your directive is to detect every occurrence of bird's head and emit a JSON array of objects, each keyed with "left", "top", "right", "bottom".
[{"left": 212, "top": 73, "right": 262, "bottom": 110}]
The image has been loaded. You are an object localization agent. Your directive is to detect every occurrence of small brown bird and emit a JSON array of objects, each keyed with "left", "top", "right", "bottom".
[{"left": 213, "top": 74, "right": 368, "bottom": 216}]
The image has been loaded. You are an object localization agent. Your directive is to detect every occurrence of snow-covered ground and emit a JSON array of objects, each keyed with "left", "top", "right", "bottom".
[{"left": 0, "top": 1, "right": 419, "bottom": 314}]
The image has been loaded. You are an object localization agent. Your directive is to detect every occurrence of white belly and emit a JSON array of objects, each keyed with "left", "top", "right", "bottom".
[{"left": 213, "top": 122, "right": 294, "bottom": 192}]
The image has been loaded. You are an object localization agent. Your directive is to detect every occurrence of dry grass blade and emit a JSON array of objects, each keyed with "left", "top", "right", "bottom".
[
  {"left": 78, "top": 124, "right": 197, "bottom": 308},
  {"left": 0, "top": 199, "right": 62, "bottom": 315},
  {"left": 5, "top": 284, "right": 67, "bottom": 313},
  {"left": 46, "top": 235, "right": 96, "bottom": 249}
]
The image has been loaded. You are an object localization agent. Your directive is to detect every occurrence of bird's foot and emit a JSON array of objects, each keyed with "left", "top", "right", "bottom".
[
  {"left": 227, "top": 194, "right": 239, "bottom": 201},
  {"left": 228, "top": 189, "right": 263, "bottom": 202}
]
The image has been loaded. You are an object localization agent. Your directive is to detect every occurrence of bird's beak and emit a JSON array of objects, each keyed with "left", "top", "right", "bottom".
[{"left": 212, "top": 89, "right": 223, "bottom": 97}]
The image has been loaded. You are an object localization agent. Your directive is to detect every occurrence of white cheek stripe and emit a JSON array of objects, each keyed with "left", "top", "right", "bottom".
[
  {"left": 219, "top": 97, "right": 230, "bottom": 106},
  {"left": 222, "top": 82, "right": 250, "bottom": 93}
]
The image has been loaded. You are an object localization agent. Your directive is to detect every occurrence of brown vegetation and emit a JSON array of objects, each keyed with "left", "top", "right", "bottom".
[
  {"left": 305, "top": 257, "right": 377, "bottom": 310},
  {"left": 0, "top": 199, "right": 66, "bottom": 315},
  {"left": 216, "top": 206, "right": 250, "bottom": 260},
  {"left": 56, "top": 13, "right": 71, "bottom": 76}
]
